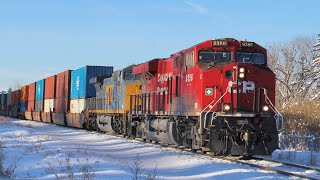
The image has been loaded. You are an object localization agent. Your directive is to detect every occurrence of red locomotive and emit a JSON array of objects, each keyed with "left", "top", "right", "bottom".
[{"left": 129, "top": 38, "right": 283, "bottom": 156}]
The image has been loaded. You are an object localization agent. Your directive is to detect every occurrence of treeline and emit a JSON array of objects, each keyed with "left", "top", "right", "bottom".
[{"left": 267, "top": 34, "right": 320, "bottom": 135}]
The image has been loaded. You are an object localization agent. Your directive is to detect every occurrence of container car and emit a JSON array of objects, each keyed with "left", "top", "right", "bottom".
[
  {"left": 67, "top": 66, "right": 113, "bottom": 128},
  {"left": 53, "top": 70, "right": 72, "bottom": 126}
]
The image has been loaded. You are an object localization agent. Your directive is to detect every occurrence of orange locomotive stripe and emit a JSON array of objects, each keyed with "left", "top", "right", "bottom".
[{"left": 88, "top": 109, "right": 126, "bottom": 114}]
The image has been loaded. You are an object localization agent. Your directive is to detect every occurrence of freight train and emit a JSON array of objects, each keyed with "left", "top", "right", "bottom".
[{"left": 0, "top": 38, "right": 284, "bottom": 157}]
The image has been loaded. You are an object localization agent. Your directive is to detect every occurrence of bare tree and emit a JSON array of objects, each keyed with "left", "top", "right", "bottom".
[
  {"left": 11, "top": 80, "right": 22, "bottom": 91},
  {"left": 268, "top": 35, "right": 320, "bottom": 107}
]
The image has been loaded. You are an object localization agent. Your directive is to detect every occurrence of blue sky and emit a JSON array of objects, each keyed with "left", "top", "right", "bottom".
[{"left": 0, "top": 0, "right": 319, "bottom": 91}]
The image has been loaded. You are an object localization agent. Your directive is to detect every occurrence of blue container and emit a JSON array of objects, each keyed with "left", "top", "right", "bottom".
[
  {"left": 20, "top": 102, "right": 28, "bottom": 113},
  {"left": 71, "top": 66, "right": 113, "bottom": 99},
  {"left": 36, "top": 79, "right": 45, "bottom": 100}
]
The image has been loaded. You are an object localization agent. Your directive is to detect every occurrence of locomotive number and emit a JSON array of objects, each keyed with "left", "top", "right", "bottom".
[
  {"left": 212, "top": 40, "right": 228, "bottom": 46},
  {"left": 185, "top": 74, "right": 193, "bottom": 82},
  {"left": 241, "top": 42, "right": 254, "bottom": 47}
]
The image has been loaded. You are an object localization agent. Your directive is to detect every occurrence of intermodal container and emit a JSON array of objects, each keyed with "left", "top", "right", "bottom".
[
  {"left": 36, "top": 79, "right": 45, "bottom": 100},
  {"left": 35, "top": 100, "right": 44, "bottom": 112},
  {"left": 21, "top": 85, "right": 29, "bottom": 102},
  {"left": 56, "top": 70, "right": 72, "bottom": 98},
  {"left": 11, "top": 90, "right": 21, "bottom": 105},
  {"left": 20, "top": 102, "right": 28, "bottom": 113},
  {"left": 1, "top": 94, "right": 7, "bottom": 107},
  {"left": 70, "top": 99, "right": 86, "bottom": 113},
  {"left": 55, "top": 70, "right": 72, "bottom": 113},
  {"left": 7, "top": 91, "right": 12, "bottom": 105},
  {"left": 27, "top": 83, "right": 36, "bottom": 111},
  {"left": 0, "top": 93, "right": 5, "bottom": 105},
  {"left": 70, "top": 66, "right": 113, "bottom": 99},
  {"left": 45, "top": 75, "right": 56, "bottom": 99},
  {"left": 44, "top": 99, "right": 54, "bottom": 112},
  {"left": 55, "top": 98, "right": 69, "bottom": 113}
]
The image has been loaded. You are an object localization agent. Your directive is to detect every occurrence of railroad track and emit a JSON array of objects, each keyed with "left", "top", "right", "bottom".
[
  {"left": 216, "top": 156, "right": 320, "bottom": 180},
  {"left": 5, "top": 118, "right": 320, "bottom": 179},
  {"left": 131, "top": 138, "right": 320, "bottom": 179}
]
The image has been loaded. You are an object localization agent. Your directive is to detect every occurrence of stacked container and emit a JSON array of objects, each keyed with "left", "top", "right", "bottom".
[
  {"left": 26, "top": 82, "right": 36, "bottom": 120},
  {"left": 0, "top": 93, "right": 6, "bottom": 115},
  {"left": 11, "top": 90, "right": 21, "bottom": 118},
  {"left": 68, "top": 66, "right": 113, "bottom": 128},
  {"left": 53, "top": 70, "right": 72, "bottom": 126},
  {"left": 7, "top": 90, "right": 12, "bottom": 116},
  {"left": 43, "top": 75, "right": 56, "bottom": 123},
  {"left": 20, "top": 85, "right": 29, "bottom": 119},
  {"left": 33, "top": 79, "right": 45, "bottom": 121}
]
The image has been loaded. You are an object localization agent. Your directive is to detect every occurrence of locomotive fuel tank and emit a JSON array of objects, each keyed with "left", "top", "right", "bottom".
[{"left": 146, "top": 118, "right": 182, "bottom": 146}]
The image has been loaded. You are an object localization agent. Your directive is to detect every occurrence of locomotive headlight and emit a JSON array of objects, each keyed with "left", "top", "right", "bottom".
[
  {"left": 239, "top": 67, "right": 245, "bottom": 73},
  {"left": 262, "top": 105, "right": 269, "bottom": 112},
  {"left": 239, "top": 73, "right": 245, "bottom": 78},
  {"left": 223, "top": 104, "right": 231, "bottom": 111}
]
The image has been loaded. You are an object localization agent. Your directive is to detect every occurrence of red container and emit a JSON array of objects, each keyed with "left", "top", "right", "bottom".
[
  {"left": 11, "top": 90, "right": 21, "bottom": 105},
  {"left": 45, "top": 75, "right": 56, "bottom": 99},
  {"left": 21, "top": 85, "right": 29, "bottom": 102},
  {"left": 132, "top": 59, "right": 159, "bottom": 75},
  {"left": 56, "top": 70, "right": 72, "bottom": 98},
  {"left": 55, "top": 70, "right": 72, "bottom": 113},
  {"left": 27, "top": 82, "right": 36, "bottom": 111},
  {"left": 55, "top": 97, "right": 69, "bottom": 113}
]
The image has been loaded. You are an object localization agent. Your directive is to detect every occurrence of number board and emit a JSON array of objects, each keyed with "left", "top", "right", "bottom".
[
  {"left": 241, "top": 42, "right": 255, "bottom": 47},
  {"left": 212, "top": 40, "right": 228, "bottom": 46}
]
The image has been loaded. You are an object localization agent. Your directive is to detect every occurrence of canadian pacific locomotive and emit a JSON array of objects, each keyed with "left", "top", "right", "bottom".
[{"left": 0, "top": 38, "right": 283, "bottom": 157}]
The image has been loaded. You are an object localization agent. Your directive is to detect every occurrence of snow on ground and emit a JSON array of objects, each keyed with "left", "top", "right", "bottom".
[
  {"left": 272, "top": 149, "right": 320, "bottom": 167},
  {"left": 0, "top": 116, "right": 292, "bottom": 179}
]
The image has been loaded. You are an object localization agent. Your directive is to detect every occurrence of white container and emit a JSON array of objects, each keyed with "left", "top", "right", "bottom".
[
  {"left": 44, "top": 99, "right": 55, "bottom": 113},
  {"left": 70, "top": 99, "right": 86, "bottom": 113}
]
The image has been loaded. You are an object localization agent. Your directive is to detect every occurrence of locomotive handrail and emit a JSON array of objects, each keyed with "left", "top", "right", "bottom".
[
  {"left": 199, "top": 87, "right": 228, "bottom": 134},
  {"left": 262, "top": 88, "right": 284, "bottom": 132}
]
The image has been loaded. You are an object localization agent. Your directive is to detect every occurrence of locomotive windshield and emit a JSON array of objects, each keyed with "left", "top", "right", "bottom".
[
  {"left": 198, "top": 50, "right": 231, "bottom": 63},
  {"left": 236, "top": 52, "right": 265, "bottom": 64}
]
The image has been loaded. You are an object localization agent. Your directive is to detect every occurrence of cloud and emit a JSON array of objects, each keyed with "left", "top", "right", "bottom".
[{"left": 184, "top": 1, "right": 209, "bottom": 15}]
